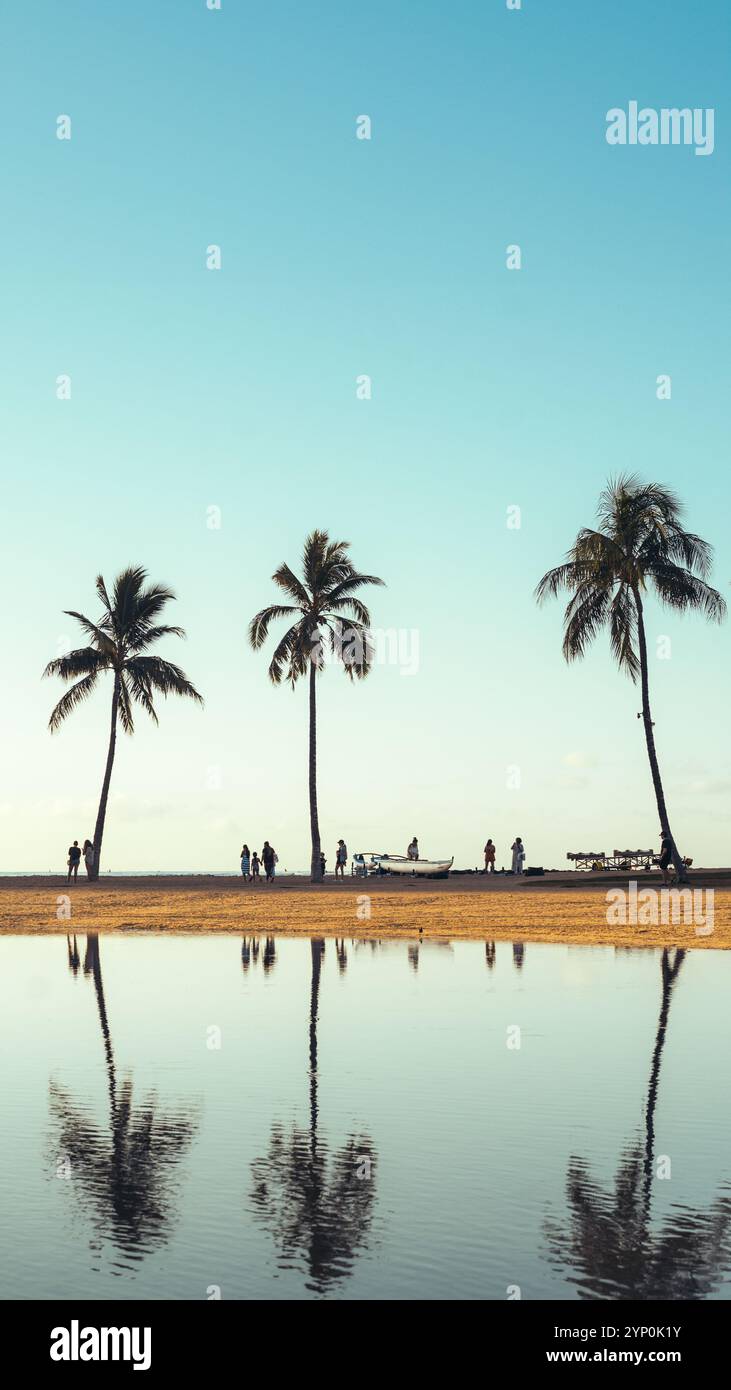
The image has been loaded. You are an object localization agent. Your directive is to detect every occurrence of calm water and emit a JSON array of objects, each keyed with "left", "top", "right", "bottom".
[{"left": 1, "top": 934, "right": 730, "bottom": 1301}]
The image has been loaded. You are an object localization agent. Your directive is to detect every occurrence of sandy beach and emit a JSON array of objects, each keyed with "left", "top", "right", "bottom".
[{"left": 1, "top": 870, "right": 728, "bottom": 949}]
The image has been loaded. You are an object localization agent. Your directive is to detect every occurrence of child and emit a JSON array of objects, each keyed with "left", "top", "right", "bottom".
[{"left": 251, "top": 851, "right": 261, "bottom": 882}]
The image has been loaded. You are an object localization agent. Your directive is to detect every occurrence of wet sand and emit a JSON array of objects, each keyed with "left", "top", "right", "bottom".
[{"left": 0, "top": 871, "right": 728, "bottom": 948}]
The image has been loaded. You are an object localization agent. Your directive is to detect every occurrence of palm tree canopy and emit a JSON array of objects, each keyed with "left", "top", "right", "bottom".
[
  {"left": 248, "top": 529, "right": 385, "bottom": 686},
  {"left": 43, "top": 565, "right": 203, "bottom": 732},
  {"left": 535, "top": 476, "right": 726, "bottom": 681}
]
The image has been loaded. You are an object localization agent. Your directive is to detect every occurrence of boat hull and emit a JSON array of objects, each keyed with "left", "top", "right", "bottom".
[{"left": 378, "top": 856, "right": 453, "bottom": 877}]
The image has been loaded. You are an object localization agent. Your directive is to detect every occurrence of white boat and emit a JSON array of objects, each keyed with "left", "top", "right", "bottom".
[{"left": 375, "top": 853, "right": 453, "bottom": 878}]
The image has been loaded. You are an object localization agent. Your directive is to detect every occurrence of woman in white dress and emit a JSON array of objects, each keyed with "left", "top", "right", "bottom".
[
  {"left": 511, "top": 837, "right": 525, "bottom": 875},
  {"left": 83, "top": 840, "right": 95, "bottom": 878}
]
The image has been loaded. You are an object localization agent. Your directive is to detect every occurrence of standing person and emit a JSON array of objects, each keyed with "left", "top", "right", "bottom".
[
  {"left": 320, "top": 851, "right": 327, "bottom": 877},
  {"left": 658, "top": 828, "right": 674, "bottom": 887},
  {"left": 240, "top": 844, "right": 251, "bottom": 880},
  {"left": 511, "top": 837, "right": 525, "bottom": 875},
  {"left": 67, "top": 840, "right": 81, "bottom": 883},
  {"left": 407, "top": 837, "right": 419, "bottom": 861},
  {"left": 83, "top": 840, "right": 95, "bottom": 879},
  {"left": 484, "top": 839, "right": 496, "bottom": 874},
  {"left": 251, "top": 851, "right": 261, "bottom": 883},
  {"left": 335, "top": 839, "right": 348, "bottom": 878},
  {"left": 262, "top": 841, "right": 276, "bottom": 883}
]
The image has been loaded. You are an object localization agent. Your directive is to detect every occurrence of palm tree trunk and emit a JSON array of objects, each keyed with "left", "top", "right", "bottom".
[
  {"left": 633, "top": 590, "right": 687, "bottom": 883},
  {"left": 309, "top": 662, "right": 322, "bottom": 882},
  {"left": 90, "top": 675, "right": 120, "bottom": 882},
  {"left": 643, "top": 948, "right": 684, "bottom": 1215}
]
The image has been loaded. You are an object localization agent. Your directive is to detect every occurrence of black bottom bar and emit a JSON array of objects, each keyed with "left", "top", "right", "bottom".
[{"left": 4, "top": 1297, "right": 725, "bottom": 1375}]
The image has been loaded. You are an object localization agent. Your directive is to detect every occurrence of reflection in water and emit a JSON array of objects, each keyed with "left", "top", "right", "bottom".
[
  {"left": 544, "top": 948, "right": 731, "bottom": 1298},
  {"left": 241, "top": 936, "right": 278, "bottom": 973},
  {"left": 512, "top": 942, "right": 525, "bottom": 971},
  {"left": 485, "top": 942, "right": 496, "bottom": 970},
  {"left": 50, "top": 935, "right": 198, "bottom": 1261},
  {"left": 335, "top": 939, "right": 348, "bottom": 973},
  {"left": 250, "top": 939, "right": 377, "bottom": 1293}
]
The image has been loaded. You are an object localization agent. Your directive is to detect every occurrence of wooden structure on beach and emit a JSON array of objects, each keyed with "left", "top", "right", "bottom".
[{"left": 567, "top": 849, "right": 656, "bottom": 871}]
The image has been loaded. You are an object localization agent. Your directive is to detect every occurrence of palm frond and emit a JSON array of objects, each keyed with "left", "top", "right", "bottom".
[
  {"left": 248, "top": 604, "right": 297, "bottom": 651},
  {"left": 43, "top": 647, "right": 108, "bottom": 682},
  {"left": 125, "top": 667, "right": 158, "bottom": 724},
  {"left": 124, "top": 655, "right": 203, "bottom": 704},
  {"left": 117, "top": 676, "right": 135, "bottom": 734},
  {"left": 535, "top": 562, "right": 583, "bottom": 604},
  {"left": 325, "top": 572, "right": 385, "bottom": 606},
  {"left": 562, "top": 585, "right": 612, "bottom": 663},
  {"left": 271, "top": 564, "right": 311, "bottom": 607},
  {"left": 95, "top": 574, "right": 113, "bottom": 615},
  {"left": 47, "top": 673, "right": 101, "bottom": 732},
  {"left": 267, "top": 622, "right": 308, "bottom": 686},
  {"left": 649, "top": 565, "right": 727, "bottom": 622},
  {"left": 126, "top": 623, "right": 186, "bottom": 653},
  {"left": 330, "top": 619, "right": 373, "bottom": 680},
  {"left": 325, "top": 596, "right": 372, "bottom": 627},
  {"left": 609, "top": 584, "right": 640, "bottom": 681},
  {"left": 63, "top": 610, "right": 115, "bottom": 650}
]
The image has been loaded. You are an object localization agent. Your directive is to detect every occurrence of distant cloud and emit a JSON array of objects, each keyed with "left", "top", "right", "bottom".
[{"left": 562, "top": 751, "right": 597, "bottom": 769}]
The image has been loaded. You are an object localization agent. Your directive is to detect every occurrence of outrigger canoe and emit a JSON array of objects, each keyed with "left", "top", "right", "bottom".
[{"left": 353, "top": 852, "right": 453, "bottom": 878}]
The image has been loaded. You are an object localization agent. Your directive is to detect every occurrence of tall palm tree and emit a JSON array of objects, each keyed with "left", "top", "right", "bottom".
[
  {"left": 536, "top": 477, "right": 725, "bottom": 883},
  {"left": 248, "top": 530, "right": 384, "bottom": 882},
  {"left": 43, "top": 566, "right": 203, "bottom": 880}
]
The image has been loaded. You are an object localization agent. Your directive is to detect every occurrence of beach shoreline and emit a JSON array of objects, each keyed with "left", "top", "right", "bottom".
[{"left": 1, "top": 871, "right": 728, "bottom": 949}]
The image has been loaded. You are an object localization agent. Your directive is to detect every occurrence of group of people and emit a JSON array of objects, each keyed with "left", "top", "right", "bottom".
[
  {"left": 66, "top": 839, "right": 95, "bottom": 882},
  {"left": 483, "top": 837, "right": 526, "bottom": 875},
  {"left": 240, "top": 841, "right": 278, "bottom": 883},
  {"left": 240, "top": 839, "right": 350, "bottom": 880}
]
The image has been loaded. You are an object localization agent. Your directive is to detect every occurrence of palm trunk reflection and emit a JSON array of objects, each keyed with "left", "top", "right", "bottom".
[{"left": 250, "top": 938, "right": 377, "bottom": 1293}]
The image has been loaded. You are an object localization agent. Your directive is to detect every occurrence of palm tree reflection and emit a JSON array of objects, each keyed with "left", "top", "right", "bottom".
[
  {"left": 545, "top": 949, "right": 731, "bottom": 1298},
  {"left": 250, "top": 938, "right": 377, "bottom": 1294},
  {"left": 51, "top": 934, "right": 198, "bottom": 1259}
]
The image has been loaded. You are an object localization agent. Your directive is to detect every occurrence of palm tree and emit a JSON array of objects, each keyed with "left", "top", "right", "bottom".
[
  {"left": 43, "top": 566, "right": 203, "bottom": 880},
  {"left": 248, "top": 530, "right": 384, "bottom": 882},
  {"left": 536, "top": 477, "right": 725, "bottom": 883}
]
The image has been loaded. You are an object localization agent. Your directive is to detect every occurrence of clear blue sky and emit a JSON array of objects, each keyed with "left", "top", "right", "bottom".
[{"left": 0, "top": 1, "right": 728, "bottom": 871}]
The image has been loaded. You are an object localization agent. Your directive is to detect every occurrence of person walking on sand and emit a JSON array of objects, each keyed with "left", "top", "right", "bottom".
[
  {"left": 484, "top": 839, "right": 496, "bottom": 874},
  {"left": 262, "top": 841, "right": 276, "bottom": 883},
  {"left": 407, "top": 837, "right": 419, "bottom": 861},
  {"left": 251, "top": 851, "right": 261, "bottom": 883},
  {"left": 83, "top": 839, "right": 95, "bottom": 879},
  {"left": 335, "top": 839, "right": 348, "bottom": 878},
  {"left": 67, "top": 840, "right": 81, "bottom": 883},
  {"left": 511, "top": 837, "right": 525, "bottom": 875},
  {"left": 240, "top": 844, "right": 251, "bottom": 880},
  {"left": 659, "top": 827, "right": 674, "bottom": 887}
]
